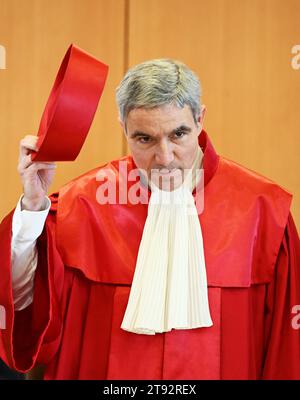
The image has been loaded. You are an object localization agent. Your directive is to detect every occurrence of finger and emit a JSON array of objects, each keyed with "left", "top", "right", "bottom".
[
  {"left": 18, "top": 154, "right": 33, "bottom": 171},
  {"left": 22, "top": 163, "right": 57, "bottom": 175},
  {"left": 20, "top": 135, "right": 38, "bottom": 148},
  {"left": 19, "top": 136, "right": 39, "bottom": 158},
  {"left": 18, "top": 153, "right": 56, "bottom": 171},
  {"left": 19, "top": 143, "right": 36, "bottom": 160},
  {"left": 28, "top": 163, "right": 57, "bottom": 171}
]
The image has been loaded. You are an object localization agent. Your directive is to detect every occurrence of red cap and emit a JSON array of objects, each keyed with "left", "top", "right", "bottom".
[{"left": 31, "top": 44, "right": 109, "bottom": 161}]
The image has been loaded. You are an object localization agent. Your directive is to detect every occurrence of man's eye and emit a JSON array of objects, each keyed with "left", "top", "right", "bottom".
[
  {"left": 138, "top": 136, "right": 151, "bottom": 144},
  {"left": 173, "top": 131, "right": 187, "bottom": 139}
]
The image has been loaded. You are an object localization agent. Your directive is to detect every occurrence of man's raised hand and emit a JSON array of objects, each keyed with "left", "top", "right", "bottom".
[{"left": 18, "top": 135, "right": 57, "bottom": 211}]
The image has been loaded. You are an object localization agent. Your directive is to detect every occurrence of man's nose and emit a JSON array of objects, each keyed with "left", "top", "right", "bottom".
[{"left": 155, "top": 141, "right": 175, "bottom": 166}]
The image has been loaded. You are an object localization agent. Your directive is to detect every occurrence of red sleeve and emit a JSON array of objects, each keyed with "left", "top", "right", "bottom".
[
  {"left": 0, "top": 194, "right": 64, "bottom": 373},
  {"left": 262, "top": 213, "right": 300, "bottom": 379}
]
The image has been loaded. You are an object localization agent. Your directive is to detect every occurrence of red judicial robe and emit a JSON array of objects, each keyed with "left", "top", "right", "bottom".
[{"left": 0, "top": 130, "right": 300, "bottom": 379}]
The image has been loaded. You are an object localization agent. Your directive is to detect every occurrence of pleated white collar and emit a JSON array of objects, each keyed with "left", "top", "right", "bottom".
[{"left": 121, "top": 147, "right": 213, "bottom": 334}]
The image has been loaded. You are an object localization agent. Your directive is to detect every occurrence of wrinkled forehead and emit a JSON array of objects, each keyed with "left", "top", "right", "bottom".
[{"left": 125, "top": 104, "right": 196, "bottom": 135}]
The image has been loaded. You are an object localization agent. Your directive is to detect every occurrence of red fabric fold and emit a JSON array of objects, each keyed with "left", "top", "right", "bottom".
[
  {"left": 262, "top": 213, "right": 300, "bottom": 379},
  {"left": 0, "top": 205, "right": 64, "bottom": 373}
]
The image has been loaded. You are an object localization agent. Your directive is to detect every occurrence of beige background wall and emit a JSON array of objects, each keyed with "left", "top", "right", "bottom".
[{"left": 1, "top": 0, "right": 300, "bottom": 230}]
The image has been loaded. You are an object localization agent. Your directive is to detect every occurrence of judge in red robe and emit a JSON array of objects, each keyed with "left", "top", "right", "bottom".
[{"left": 0, "top": 59, "right": 300, "bottom": 379}]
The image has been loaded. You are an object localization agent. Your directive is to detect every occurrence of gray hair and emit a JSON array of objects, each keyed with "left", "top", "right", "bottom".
[{"left": 116, "top": 59, "right": 202, "bottom": 123}]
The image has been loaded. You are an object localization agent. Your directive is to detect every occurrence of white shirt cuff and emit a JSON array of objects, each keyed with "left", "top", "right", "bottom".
[{"left": 12, "top": 195, "right": 51, "bottom": 242}]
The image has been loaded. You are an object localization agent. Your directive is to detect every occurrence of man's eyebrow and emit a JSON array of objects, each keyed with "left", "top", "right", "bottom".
[
  {"left": 172, "top": 125, "right": 192, "bottom": 134},
  {"left": 129, "top": 125, "right": 192, "bottom": 139},
  {"left": 129, "top": 131, "right": 151, "bottom": 139}
]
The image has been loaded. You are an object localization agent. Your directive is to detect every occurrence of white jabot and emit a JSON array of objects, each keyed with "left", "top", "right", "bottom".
[{"left": 121, "top": 147, "right": 213, "bottom": 335}]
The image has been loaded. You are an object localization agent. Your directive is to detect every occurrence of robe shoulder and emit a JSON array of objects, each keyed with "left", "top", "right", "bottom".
[
  {"left": 208, "top": 156, "right": 293, "bottom": 285},
  {"left": 53, "top": 155, "right": 145, "bottom": 284},
  {"left": 219, "top": 155, "right": 293, "bottom": 241},
  {"left": 221, "top": 155, "right": 292, "bottom": 210},
  {"left": 57, "top": 156, "right": 133, "bottom": 204}
]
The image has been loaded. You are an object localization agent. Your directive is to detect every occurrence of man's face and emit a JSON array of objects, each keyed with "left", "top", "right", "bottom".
[{"left": 122, "top": 103, "right": 205, "bottom": 191}]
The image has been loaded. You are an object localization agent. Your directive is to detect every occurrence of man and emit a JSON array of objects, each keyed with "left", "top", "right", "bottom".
[{"left": 0, "top": 59, "right": 300, "bottom": 379}]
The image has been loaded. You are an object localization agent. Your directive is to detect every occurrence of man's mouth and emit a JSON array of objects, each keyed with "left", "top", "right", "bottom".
[
  {"left": 157, "top": 168, "right": 177, "bottom": 175},
  {"left": 152, "top": 168, "right": 180, "bottom": 176}
]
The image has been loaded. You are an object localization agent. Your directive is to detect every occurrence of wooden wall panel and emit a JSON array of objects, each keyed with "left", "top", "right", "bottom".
[
  {"left": 128, "top": 0, "right": 300, "bottom": 230},
  {"left": 0, "top": 0, "right": 126, "bottom": 217}
]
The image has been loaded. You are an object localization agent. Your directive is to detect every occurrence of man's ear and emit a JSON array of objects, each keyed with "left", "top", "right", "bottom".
[
  {"left": 119, "top": 117, "right": 128, "bottom": 139},
  {"left": 197, "top": 105, "right": 207, "bottom": 133}
]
